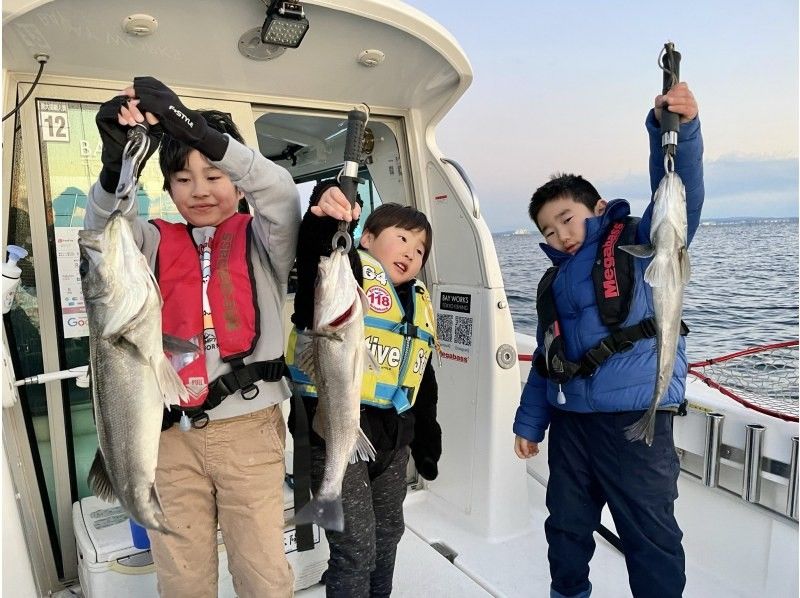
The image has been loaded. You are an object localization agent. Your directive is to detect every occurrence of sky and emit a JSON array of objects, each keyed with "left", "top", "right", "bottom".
[{"left": 403, "top": 0, "right": 799, "bottom": 233}]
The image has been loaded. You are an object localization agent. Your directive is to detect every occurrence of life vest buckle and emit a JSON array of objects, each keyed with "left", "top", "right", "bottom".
[
  {"left": 584, "top": 339, "right": 614, "bottom": 370},
  {"left": 617, "top": 340, "right": 635, "bottom": 353},
  {"left": 639, "top": 317, "right": 658, "bottom": 338}
]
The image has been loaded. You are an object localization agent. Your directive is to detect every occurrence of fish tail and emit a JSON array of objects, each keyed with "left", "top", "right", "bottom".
[
  {"left": 350, "top": 428, "right": 377, "bottom": 464},
  {"left": 624, "top": 406, "right": 658, "bottom": 446},
  {"left": 294, "top": 497, "right": 345, "bottom": 532},
  {"left": 87, "top": 449, "right": 116, "bottom": 502}
]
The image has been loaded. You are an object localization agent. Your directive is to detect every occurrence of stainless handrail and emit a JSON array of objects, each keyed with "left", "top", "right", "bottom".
[{"left": 440, "top": 158, "right": 480, "bottom": 218}]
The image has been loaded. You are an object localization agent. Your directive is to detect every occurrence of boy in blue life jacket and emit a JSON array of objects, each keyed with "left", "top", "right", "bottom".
[
  {"left": 287, "top": 183, "right": 441, "bottom": 597},
  {"left": 85, "top": 78, "right": 299, "bottom": 597},
  {"left": 514, "top": 82, "right": 703, "bottom": 598}
]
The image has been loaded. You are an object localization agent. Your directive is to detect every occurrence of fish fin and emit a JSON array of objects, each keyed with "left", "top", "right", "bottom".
[
  {"left": 149, "top": 485, "right": 171, "bottom": 534},
  {"left": 350, "top": 427, "right": 377, "bottom": 463},
  {"left": 643, "top": 254, "right": 680, "bottom": 288},
  {"left": 297, "top": 333, "right": 317, "bottom": 385},
  {"left": 162, "top": 334, "right": 200, "bottom": 355},
  {"left": 112, "top": 336, "right": 150, "bottom": 365},
  {"left": 100, "top": 289, "right": 149, "bottom": 341},
  {"left": 151, "top": 354, "right": 189, "bottom": 406},
  {"left": 87, "top": 450, "right": 116, "bottom": 502},
  {"left": 294, "top": 496, "right": 345, "bottom": 532},
  {"left": 619, "top": 243, "right": 655, "bottom": 259},
  {"left": 679, "top": 247, "right": 691, "bottom": 284},
  {"left": 364, "top": 346, "right": 380, "bottom": 372}
]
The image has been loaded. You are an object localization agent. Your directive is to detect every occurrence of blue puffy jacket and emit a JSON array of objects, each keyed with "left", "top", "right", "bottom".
[{"left": 514, "top": 110, "right": 704, "bottom": 443}]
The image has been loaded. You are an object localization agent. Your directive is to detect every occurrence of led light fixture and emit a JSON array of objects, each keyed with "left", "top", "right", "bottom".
[{"left": 260, "top": 1, "right": 309, "bottom": 48}]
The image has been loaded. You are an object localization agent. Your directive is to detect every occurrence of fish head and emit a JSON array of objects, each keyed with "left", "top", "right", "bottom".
[
  {"left": 313, "top": 248, "right": 363, "bottom": 333},
  {"left": 78, "top": 211, "right": 156, "bottom": 339},
  {"left": 78, "top": 218, "right": 120, "bottom": 304}
]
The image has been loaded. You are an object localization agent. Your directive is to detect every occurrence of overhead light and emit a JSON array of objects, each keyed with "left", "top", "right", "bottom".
[{"left": 260, "top": 1, "right": 309, "bottom": 49}]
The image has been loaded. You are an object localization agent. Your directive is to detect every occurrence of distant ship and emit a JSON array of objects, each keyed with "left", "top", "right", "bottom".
[{"left": 511, "top": 228, "right": 531, "bottom": 235}]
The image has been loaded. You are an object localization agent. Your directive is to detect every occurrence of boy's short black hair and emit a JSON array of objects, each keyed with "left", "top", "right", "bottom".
[
  {"left": 362, "top": 203, "right": 433, "bottom": 266},
  {"left": 159, "top": 110, "right": 244, "bottom": 191},
  {"left": 528, "top": 173, "right": 601, "bottom": 229}
]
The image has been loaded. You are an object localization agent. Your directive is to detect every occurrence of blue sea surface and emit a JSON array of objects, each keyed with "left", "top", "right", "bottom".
[{"left": 495, "top": 219, "right": 799, "bottom": 362}]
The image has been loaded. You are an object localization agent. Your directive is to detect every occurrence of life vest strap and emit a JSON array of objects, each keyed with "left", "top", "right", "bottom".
[
  {"left": 578, "top": 318, "right": 690, "bottom": 377},
  {"left": 204, "top": 356, "right": 288, "bottom": 410}
]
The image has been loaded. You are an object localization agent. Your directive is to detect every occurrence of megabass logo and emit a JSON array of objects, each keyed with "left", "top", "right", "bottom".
[
  {"left": 601, "top": 222, "right": 625, "bottom": 298},
  {"left": 168, "top": 105, "right": 193, "bottom": 128}
]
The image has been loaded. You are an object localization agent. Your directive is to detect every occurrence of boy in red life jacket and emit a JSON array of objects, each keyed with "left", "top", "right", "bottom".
[
  {"left": 287, "top": 185, "right": 441, "bottom": 597},
  {"left": 514, "top": 83, "right": 702, "bottom": 598},
  {"left": 85, "top": 77, "right": 300, "bottom": 597}
]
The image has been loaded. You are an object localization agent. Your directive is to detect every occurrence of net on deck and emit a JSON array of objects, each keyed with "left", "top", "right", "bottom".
[{"left": 688, "top": 340, "right": 799, "bottom": 422}]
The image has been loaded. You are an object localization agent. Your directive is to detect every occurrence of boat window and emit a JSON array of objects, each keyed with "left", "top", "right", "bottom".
[{"left": 254, "top": 111, "right": 403, "bottom": 240}]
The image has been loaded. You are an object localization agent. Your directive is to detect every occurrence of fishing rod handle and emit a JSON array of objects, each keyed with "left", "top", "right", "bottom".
[
  {"left": 343, "top": 108, "right": 368, "bottom": 165},
  {"left": 340, "top": 108, "right": 368, "bottom": 207},
  {"left": 660, "top": 42, "right": 682, "bottom": 146}
]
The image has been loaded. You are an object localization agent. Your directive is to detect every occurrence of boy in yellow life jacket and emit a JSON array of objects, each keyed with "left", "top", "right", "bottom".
[{"left": 288, "top": 182, "right": 441, "bottom": 597}]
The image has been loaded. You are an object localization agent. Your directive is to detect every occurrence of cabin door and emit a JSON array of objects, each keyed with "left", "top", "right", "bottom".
[{"left": 2, "top": 78, "right": 253, "bottom": 590}]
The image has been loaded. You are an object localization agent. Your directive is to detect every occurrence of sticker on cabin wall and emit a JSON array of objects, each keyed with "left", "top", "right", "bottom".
[
  {"left": 438, "top": 292, "right": 474, "bottom": 358},
  {"left": 55, "top": 227, "right": 89, "bottom": 338},
  {"left": 440, "top": 292, "right": 471, "bottom": 314},
  {"left": 437, "top": 314, "right": 473, "bottom": 348},
  {"left": 40, "top": 108, "right": 70, "bottom": 143}
]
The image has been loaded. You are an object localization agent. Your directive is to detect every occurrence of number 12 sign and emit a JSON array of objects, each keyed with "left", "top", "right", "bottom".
[{"left": 40, "top": 110, "right": 70, "bottom": 142}]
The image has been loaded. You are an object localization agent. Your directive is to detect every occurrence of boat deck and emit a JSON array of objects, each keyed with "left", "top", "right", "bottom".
[{"left": 296, "top": 474, "right": 756, "bottom": 597}]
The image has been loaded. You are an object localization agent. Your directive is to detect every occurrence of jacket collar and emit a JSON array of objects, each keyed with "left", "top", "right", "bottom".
[{"left": 538, "top": 198, "right": 631, "bottom": 266}]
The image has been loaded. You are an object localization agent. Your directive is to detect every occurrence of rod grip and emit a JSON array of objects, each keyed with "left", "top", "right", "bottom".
[
  {"left": 343, "top": 108, "right": 367, "bottom": 164},
  {"left": 660, "top": 43, "right": 682, "bottom": 138}
]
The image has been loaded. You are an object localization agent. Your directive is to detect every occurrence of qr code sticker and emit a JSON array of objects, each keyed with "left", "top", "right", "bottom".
[
  {"left": 437, "top": 313, "right": 454, "bottom": 342},
  {"left": 454, "top": 316, "right": 473, "bottom": 346}
]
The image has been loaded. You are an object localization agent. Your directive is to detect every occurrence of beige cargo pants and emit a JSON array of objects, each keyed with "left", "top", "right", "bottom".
[{"left": 149, "top": 405, "right": 294, "bottom": 597}]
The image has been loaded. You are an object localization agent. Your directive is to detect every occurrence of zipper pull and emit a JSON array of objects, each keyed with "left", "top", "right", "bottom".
[
  {"left": 557, "top": 384, "right": 566, "bottom": 405},
  {"left": 179, "top": 411, "right": 192, "bottom": 432}
]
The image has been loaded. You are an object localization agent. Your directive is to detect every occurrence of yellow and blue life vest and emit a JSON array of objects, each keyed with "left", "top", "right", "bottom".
[{"left": 287, "top": 250, "right": 436, "bottom": 412}]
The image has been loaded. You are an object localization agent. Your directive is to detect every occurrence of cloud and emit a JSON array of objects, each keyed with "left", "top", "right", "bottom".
[{"left": 598, "top": 155, "right": 799, "bottom": 222}]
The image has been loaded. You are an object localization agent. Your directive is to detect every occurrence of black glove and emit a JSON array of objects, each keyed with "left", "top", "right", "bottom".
[
  {"left": 132, "top": 76, "right": 227, "bottom": 160},
  {"left": 96, "top": 95, "right": 162, "bottom": 193},
  {"left": 415, "top": 457, "right": 439, "bottom": 481}
]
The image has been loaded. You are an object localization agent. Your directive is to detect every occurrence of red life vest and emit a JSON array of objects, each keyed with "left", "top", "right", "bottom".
[{"left": 153, "top": 214, "right": 259, "bottom": 407}]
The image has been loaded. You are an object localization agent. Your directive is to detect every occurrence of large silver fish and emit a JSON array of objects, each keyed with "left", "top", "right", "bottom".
[
  {"left": 294, "top": 248, "right": 376, "bottom": 532},
  {"left": 621, "top": 171, "right": 691, "bottom": 445},
  {"left": 79, "top": 211, "right": 188, "bottom": 531}
]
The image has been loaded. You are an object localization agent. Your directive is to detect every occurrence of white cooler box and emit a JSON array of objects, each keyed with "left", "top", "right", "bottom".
[{"left": 74, "top": 482, "right": 328, "bottom": 597}]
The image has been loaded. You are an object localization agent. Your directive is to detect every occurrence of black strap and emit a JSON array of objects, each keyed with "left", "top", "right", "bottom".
[
  {"left": 290, "top": 392, "right": 315, "bottom": 552},
  {"left": 162, "top": 357, "right": 288, "bottom": 431},
  {"left": 204, "top": 357, "right": 288, "bottom": 410},
  {"left": 577, "top": 318, "right": 689, "bottom": 377}
]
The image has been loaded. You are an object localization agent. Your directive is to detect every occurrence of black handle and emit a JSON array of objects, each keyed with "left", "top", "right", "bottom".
[
  {"left": 343, "top": 108, "right": 368, "bottom": 165},
  {"left": 660, "top": 43, "right": 682, "bottom": 141}
]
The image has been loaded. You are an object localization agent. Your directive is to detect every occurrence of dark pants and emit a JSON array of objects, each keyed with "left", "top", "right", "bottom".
[
  {"left": 311, "top": 444, "right": 410, "bottom": 598},
  {"left": 545, "top": 409, "right": 685, "bottom": 598}
]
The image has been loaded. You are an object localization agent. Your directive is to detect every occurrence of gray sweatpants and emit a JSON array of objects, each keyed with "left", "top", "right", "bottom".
[{"left": 310, "top": 444, "right": 410, "bottom": 597}]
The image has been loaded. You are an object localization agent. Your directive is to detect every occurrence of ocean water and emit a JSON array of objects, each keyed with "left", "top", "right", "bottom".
[{"left": 495, "top": 219, "right": 799, "bottom": 362}]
